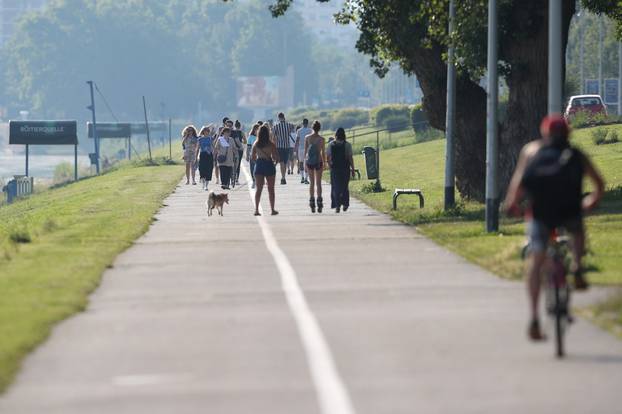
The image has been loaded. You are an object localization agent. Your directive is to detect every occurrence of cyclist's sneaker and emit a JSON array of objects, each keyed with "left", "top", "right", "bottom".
[
  {"left": 574, "top": 270, "right": 589, "bottom": 291},
  {"left": 528, "top": 319, "right": 546, "bottom": 341}
]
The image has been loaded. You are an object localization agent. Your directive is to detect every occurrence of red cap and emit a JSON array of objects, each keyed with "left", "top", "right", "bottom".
[{"left": 540, "top": 114, "right": 570, "bottom": 139}]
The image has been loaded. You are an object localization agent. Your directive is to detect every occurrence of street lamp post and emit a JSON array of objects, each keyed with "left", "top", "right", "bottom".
[
  {"left": 549, "top": 0, "right": 563, "bottom": 114},
  {"left": 444, "top": 0, "right": 456, "bottom": 210},
  {"left": 87, "top": 80, "right": 100, "bottom": 174},
  {"left": 485, "top": 0, "right": 499, "bottom": 233}
]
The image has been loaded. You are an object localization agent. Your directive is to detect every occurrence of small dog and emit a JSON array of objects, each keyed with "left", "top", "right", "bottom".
[{"left": 207, "top": 192, "right": 229, "bottom": 216}]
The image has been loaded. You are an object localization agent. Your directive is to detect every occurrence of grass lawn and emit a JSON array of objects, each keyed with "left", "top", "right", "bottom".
[
  {"left": 0, "top": 162, "right": 183, "bottom": 392},
  {"left": 350, "top": 124, "right": 622, "bottom": 337}
]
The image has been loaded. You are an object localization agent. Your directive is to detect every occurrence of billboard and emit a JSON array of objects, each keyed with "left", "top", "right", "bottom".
[
  {"left": 87, "top": 122, "right": 131, "bottom": 138},
  {"left": 237, "top": 76, "right": 281, "bottom": 108},
  {"left": 585, "top": 79, "right": 599, "bottom": 95},
  {"left": 9, "top": 121, "right": 78, "bottom": 145},
  {"left": 604, "top": 79, "right": 619, "bottom": 105}
]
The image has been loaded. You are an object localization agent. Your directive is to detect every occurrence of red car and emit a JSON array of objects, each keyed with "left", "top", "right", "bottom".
[{"left": 564, "top": 94, "right": 608, "bottom": 119}]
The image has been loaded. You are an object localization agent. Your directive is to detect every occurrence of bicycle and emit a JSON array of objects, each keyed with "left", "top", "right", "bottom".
[{"left": 523, "top": 230, "right": 573, "bottom": 358}]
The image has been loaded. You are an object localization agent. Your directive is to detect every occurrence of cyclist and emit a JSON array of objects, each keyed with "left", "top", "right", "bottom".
[{"left": 504, "top": 114, "right": 605, "bottom": 341}]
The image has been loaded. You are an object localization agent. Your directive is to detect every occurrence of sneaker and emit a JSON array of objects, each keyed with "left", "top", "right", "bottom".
[
  {"left": 251, "top": 182, "right": 256, "bottom": 189},
  {"left": 528, "top": 319, "right": 546, "bottom": 341},
  {"left": 336, "top": 206, "right": 340, "bottom": 213},
  {"left": 301, "top": 178, "right": 305, "bottom": 184},
  {"left": 281, "top": 178, "right": 286, "bottom": 185},
  {"left": 343, "top": 206, "right": 348, "bottom": 212},
  {"left": 304, "top": 179, "right": 309, "bottom": 184}
]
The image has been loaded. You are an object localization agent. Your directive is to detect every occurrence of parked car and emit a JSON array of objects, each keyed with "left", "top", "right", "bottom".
[{"left": 564, "top": 94, "right": 608, "bottom": 119}]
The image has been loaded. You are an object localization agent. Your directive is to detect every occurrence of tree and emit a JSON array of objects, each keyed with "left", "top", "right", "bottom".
[{"left": 270, "top": 0, "right": 622, "bottom": 200}]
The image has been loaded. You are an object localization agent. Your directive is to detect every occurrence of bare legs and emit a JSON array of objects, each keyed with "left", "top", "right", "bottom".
[
  {"left": 254, "top": 174, "right": 277, "bottom": 215},
  {"left": 308, "top": 168, "right": 322, "bottom": 198},
  {"left": 526, "top": 252, "right": 546, "bottom": 321},
  {"left": 185, "top": 161, "right": 195, "bottom": 184}
]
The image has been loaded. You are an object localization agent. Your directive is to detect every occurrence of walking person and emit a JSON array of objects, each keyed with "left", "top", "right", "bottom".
[
  {"left": 197, "top": 125, "right": 215, "bottom": 191},
  {"left": 247, "top": 123, "right": 259, "bottom": 189},
  {"left": 181, "top": 125, "right": 199, "bottom": 185},
  {"left": 296, "top": 118, "right": 312, "bottom": 184},
  {"left": 288, "top": 126, "right": 297, "bottom": 175},
  {"left": 272, "top": 112, "right": 295, "bottom": 185},
  {"left": 305, "top": 120, "right": 326, "bottom": 213},
  {"left": 231, "top": 120, "right": 246, "bottom": 183},
  {"left": 328, "top": 127, "right": 355, "bottom": 213},
  {"left": 214, "top": 127, "right": 236, "bottom": 190},
  {"left": 251, "top": 124, "right": 279, "bottom": 216}
]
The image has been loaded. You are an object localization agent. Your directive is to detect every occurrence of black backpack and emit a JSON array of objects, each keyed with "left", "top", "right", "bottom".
[{"left": 521, "top": 144, "right": 584, "bottom": 226}]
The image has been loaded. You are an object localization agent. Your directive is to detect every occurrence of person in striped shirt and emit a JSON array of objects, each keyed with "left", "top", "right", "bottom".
[{"left": 272, "top": 112, "right": 296, "bottom": 185}]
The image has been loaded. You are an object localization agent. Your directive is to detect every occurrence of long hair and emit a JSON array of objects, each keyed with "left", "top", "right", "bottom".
[
  {"left": 199, "top": 125, "right": 213, "bottom": 136},
  {"left": 182, "top": 125, "right": 198, "bottom": 138},
  {"left": 335, "top": 127, "right": 346, "bottom": 141},
  {"left": 249, "top": 123, "right": 260, "bottom": 137},
  {"left": 256, "top": 124, "right": 271, "bottom": 148}
]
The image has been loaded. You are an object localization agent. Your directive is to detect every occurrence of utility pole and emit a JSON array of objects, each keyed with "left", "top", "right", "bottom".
[
  {"left": 485, "top": 0, "right": 499, "bottom": 233},
  {"left": 549, "top": 0, "right": 563, "bottom": 114},
  {"left": 618, "top": 41, "right": 622, "bottom": 115},
  {"left": 444, "top": 0, "right": 456, "bottom": 210},
  {"left": 87, "top": 81, "right": 100, "bottom": 174},
  {"left": 578, "top": 6, "right": 585, "bottom": 94},
  {"left": 142, "top": 96, "right": 153, "bottom": 161},
  {"left": 599, "top": 15, "right": 604, "bottom": 96}
]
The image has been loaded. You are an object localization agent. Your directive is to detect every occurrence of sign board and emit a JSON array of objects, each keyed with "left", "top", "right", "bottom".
[
  {"left": 130, "top": 122, "right": 167, "bottom": 135},
  {"left": 585, "top": 79, "right": 600, "bottom": 95},
  {"left": 87, "top": 122, "right": 131, "bottom": 138},
  {"left": 237, "top": 76, "right": 281, "bottom": 108},
  {"left": 9, "top": 120, "right": 78, "bottom": 145},
  {"left": 604, "top": 79, "right": 619, "bottom": 104}
]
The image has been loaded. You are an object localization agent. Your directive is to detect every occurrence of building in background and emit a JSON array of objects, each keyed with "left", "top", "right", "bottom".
[{"left": 0, "top": 0, "right": 47, "bottom": 48}]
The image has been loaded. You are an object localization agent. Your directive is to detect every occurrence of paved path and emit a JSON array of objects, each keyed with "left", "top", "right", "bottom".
[{"left": 1, "top": 164, "right": 621, "bottom": 414}]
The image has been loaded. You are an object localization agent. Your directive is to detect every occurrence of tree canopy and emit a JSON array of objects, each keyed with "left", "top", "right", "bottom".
[{"left": 271, "top": 0, "right": 622, "bottom": 200}]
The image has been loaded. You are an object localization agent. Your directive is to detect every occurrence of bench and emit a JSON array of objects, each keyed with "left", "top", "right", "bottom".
[{"left": 392, "top": 188, "right": 424, "bottom": 210}]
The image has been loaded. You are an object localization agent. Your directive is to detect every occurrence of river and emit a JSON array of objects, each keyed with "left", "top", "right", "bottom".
[{"left": 0, "top": 152, "right": 91, "bottom": 182}]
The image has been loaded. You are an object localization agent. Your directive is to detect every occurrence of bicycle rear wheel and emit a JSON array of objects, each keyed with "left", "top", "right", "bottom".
[{"left": 554, "top": 286, "right": 565, "bottom": 358}]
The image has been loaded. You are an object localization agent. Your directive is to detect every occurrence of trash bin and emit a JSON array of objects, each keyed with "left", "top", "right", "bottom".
[{"left": 362, "top": 146, "right": 378, "bottom": 180}]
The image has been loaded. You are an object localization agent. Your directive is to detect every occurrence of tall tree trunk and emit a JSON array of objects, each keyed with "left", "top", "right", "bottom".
[
  {"left": 499, "top": 0, "right": 575, "bottom": 193},
  {"left": 410, "top": 46, "right": 488, "bottom": 200}
]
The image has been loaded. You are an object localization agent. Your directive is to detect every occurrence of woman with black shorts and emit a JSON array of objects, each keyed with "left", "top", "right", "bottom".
[{"left": 251, "top": 124, "right": 280, "bottom": 216}]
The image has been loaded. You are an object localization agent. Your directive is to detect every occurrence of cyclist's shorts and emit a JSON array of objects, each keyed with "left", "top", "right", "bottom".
[{"left": 527, "top": 217, "right": 583, "bottom": 253}]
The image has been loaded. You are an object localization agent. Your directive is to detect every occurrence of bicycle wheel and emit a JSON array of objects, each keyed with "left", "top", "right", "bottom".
[{"left": 554, "top": 285, "right": 565, "bottom": 358}]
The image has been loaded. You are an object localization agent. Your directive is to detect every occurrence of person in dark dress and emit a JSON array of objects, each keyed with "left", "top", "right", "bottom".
[{"left": 327, "top": 127, "right": 355, "bottom": 213}]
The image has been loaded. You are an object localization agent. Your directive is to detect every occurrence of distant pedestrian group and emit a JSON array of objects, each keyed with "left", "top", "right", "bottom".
[{"left": 180, "top": 111, "right": 355, "bottom": 215}]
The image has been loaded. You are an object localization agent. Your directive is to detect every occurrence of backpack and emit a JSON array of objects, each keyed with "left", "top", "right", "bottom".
[
  {"left": 307, "top": 140, "right": 320, "bottom": 164},
  {"left": 521, "top": 144, "right": 584, "bottom": 226}
]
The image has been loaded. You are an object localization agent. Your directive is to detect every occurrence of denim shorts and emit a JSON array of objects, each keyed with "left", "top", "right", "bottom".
[{"left": 527, "top": 217, "right": 583, "bottom": 253}]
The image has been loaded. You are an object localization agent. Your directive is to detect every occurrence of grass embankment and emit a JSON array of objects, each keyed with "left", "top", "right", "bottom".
[
  {"left": 0, "top": 162, "right": 183, "bottom": 392},
  {"left": 351, "top": 124, "right": 622, "bottom": 337}
]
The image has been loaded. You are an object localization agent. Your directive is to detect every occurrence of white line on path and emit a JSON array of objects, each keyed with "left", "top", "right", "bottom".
[{"left": 242, "top": 164, "right": 356, "bottom": 414}]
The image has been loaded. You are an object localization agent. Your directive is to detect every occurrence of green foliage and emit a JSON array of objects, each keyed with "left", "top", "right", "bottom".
[
  {"left": 331, "top": 108, "right": 369, "bottom": 129},
  {"left": 410, "top": 103, "right": 428, "bottom": 132},
  {"left": 592, "top": 127, "right": 609, "bottom": 144},
  {"left": 593, "top": 127, "right": 621, "bottom": 145},
  {"left": 383, "top": 114, "right": 411, "bottom": 132},
  {"left": 2, "top": 0, "right": 318, "bottom": 119},
  {"left": 371, "top": 104, "right": 411, "bottom": 127}
]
